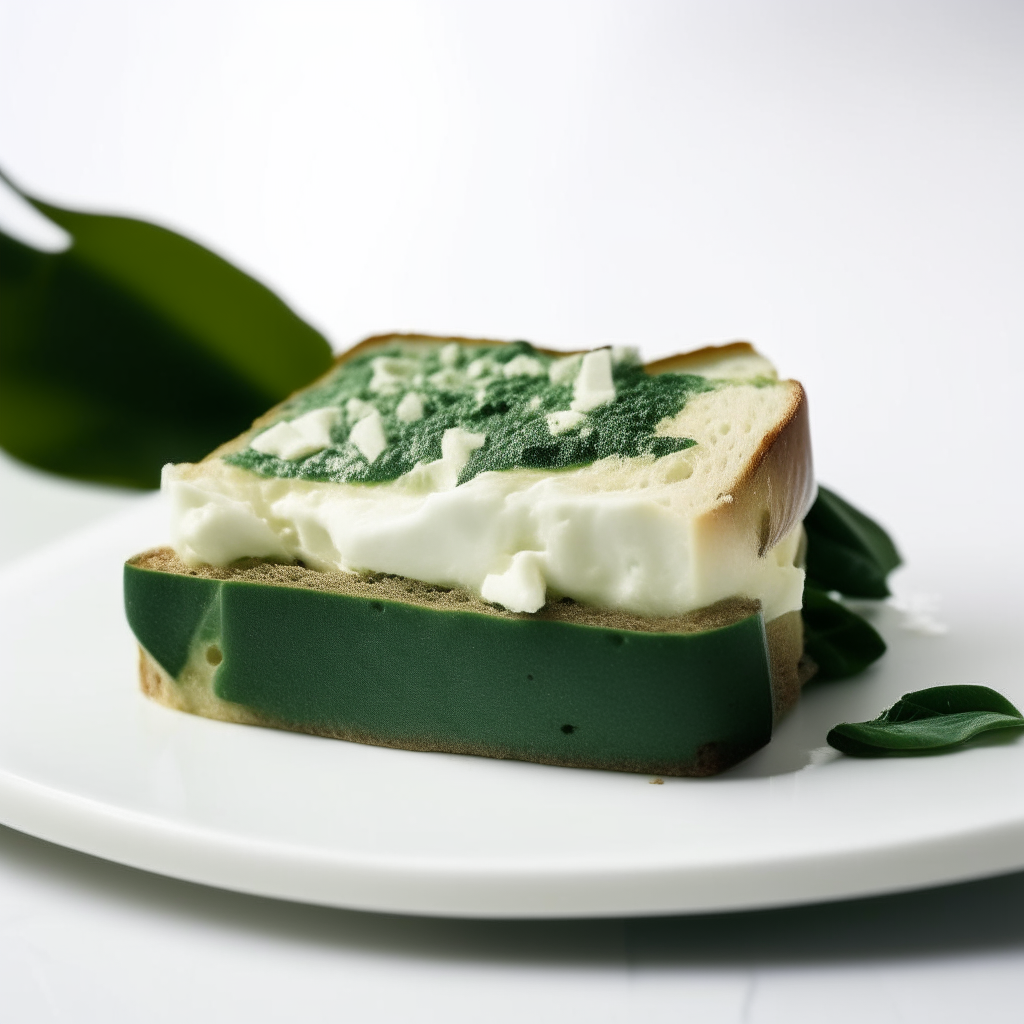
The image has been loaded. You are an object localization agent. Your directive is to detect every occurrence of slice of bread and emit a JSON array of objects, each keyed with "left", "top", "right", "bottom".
[
  {"left": 125, "top": 549, "right": 809, "bottom": 775},
  {"left": 128, "top": 334, "right": 815, "bottom": 775}
]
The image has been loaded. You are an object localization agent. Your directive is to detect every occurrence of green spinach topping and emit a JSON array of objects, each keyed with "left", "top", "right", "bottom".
[
  {"left": 225, "top": 341, "right": 713, "bottom": 485},
  {"left": 827, "top": 686, "right": 1024, "bottom": 756}
]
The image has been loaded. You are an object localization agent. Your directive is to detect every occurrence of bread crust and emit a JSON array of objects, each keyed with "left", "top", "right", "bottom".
[
  {"left": 645, "top": 340, "right": 761, "bottom": 375},
  {"left": 736, "top": 381, "right": 815, "bottom": 555}
]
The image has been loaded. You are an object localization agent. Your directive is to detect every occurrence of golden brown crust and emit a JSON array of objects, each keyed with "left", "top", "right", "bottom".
[
  {"left": 648, "top": 339, "right": 815, "bottom": 550},
  {"left": 736, "top": 382, "right": 815, "bottom": 555},
  {"left": 645, "top": 341, "right": 759, "bottom": 376}
]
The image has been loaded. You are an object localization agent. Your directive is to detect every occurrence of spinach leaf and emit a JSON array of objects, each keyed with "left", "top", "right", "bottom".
[
  {"left": 802, "top": 585, "right": 887, "bottom": 682},
  {"left": 800, "top": 487, "right": 900, "bottom": 681},
  {"left": 804, "top": 485, "right": 901, "bottom": 598},
  {"left": 827, "top": 685, "right": 1024, "bottom": 756},
  {"left": 0, "top": 170, "right": 333, "bottom": 488}
]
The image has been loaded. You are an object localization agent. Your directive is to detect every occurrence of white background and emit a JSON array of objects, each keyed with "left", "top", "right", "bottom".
[{"left": 1, "top": 1, "right": 1023, "bottom": 1019}]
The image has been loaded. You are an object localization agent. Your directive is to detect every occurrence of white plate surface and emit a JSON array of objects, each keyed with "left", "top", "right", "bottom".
[{"left": 0, "top": 495, "right": 1022, "bottom": 919}]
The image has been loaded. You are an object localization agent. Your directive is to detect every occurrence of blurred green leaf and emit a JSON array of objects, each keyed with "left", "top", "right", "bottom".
[
  {"left": 0, "top": 171, "right": 333, "bottom": 488},
  {"left": 804, "top": 485, "right": 901, "bottom": 598},
  {"left": 802, "top": 585, "right": 887, "bottom": 681},
  {"left": 827, "top": 685, "right": 1024, "bottom": 756}
]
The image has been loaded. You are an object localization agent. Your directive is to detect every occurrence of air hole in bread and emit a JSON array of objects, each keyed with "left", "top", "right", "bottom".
[
  {"left": 206, "top": 645, "right": 223, "bottom": 666},
  {"left": 659, "top": 459, "right": 693, "bottom": 484}
]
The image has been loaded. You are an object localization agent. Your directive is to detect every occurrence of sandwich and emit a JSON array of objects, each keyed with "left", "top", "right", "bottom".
[{"left": 125, "top": 334, "right": 815, "bottom": 776}]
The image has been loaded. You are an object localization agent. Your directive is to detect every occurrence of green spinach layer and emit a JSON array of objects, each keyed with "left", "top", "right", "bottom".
[{"left": 225, "top": 341, "right": 714, "bottom": 485}]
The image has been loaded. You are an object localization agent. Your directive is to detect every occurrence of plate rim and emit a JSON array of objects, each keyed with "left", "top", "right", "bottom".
[{"left": 4, "top": 761, "right": 1024, "bottom": 918}]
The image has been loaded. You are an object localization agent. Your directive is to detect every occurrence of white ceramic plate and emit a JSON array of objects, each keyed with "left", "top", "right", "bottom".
[{"left": 0, "top": 495, "right": 1022, "bottom": 919}]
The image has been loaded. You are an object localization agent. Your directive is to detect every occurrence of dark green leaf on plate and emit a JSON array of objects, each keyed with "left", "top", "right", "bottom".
[
  {"left": 0, "top": 169, "right": 333, "bottom": 488},
  {"left": 827, "top": 685, "right": 1024, "bottom": 756},
  {"left": 802, "top": 585, "right": 887, "bottom": 682},
  {"left": 804, "top": 485, "right": 901, "bottom": 598}
]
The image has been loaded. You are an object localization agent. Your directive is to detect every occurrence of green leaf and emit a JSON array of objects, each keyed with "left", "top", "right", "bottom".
[
  {"left": 801, "top": 585, "right": 887, "bottom": 682},
  {"left": 804, "top": 485, "right": 901, "bottom": 598},
  {"left": 827, "top": 685, "right": 1024, "bottom": 756},
  {"left": 0, "top": 170, "right": 333, "bottom": 488}
]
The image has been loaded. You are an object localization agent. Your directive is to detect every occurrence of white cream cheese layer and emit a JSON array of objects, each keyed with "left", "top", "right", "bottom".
[{"left": 163, "top": 421, "right": 805, "bottom": 621}]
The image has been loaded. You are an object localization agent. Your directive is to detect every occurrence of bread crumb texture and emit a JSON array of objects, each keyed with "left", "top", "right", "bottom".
[{"left": 131, "top": 547, "right": 759, "bottom": 635}]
